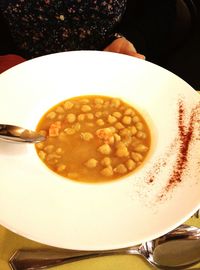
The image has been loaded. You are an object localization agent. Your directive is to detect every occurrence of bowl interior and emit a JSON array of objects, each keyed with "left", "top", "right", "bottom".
[{"left": 0, "top": 51, "right": 199, "bottom": 250}]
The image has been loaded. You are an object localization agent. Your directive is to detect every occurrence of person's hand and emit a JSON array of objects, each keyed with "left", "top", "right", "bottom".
[{"left": 104, "top": 37, "right": 145, "bottom": 59}]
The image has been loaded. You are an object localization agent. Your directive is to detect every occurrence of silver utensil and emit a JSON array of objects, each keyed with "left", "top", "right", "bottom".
[
  {"left": 194, "top": 209, "right": 200, "bottom": 218},
  {"left": 0, "top": 124, "right": 45, "bottom": 143},
  {"left": 191, "top": 209, "right": 200, "bottom": 219},
  {"left": 9, "top": 224, "right": 200, "bottom": 270}
]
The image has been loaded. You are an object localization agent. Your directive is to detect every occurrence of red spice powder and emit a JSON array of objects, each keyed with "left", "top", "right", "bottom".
[
  {"left": 165, "top": 100, "right": 194, "bottom": 191},
  {"left": 146, "top": 99, "right": 200, "bottom": 200},
  {"left": 146, "top": 139, "right": 176, "bottom": 184}
]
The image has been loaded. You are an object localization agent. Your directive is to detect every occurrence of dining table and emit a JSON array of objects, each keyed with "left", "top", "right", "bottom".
[
  {"left": 0, "top": 53, "right": 199, "bottom": 270},
  {"left": 0, "top": 216, "right": 199, "bottom": 270}
]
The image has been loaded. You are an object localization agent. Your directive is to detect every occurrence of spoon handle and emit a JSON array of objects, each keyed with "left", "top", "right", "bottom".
[
  {"left": 0, "top": 125, "right": 15, "bottom": 142},
  {"left": 9, "top": 247, "right": 140, "bottom": 270},
  {"left": 0, "top": 124, "right": 9, "bottom": 135},
  {"left": 0, "top": 124, "right": 45, "bottom": 143}
]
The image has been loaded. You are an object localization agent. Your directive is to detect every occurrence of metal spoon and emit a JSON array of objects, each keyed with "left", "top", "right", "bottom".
[
  {"left": 0, "top": 124, "right": 45, "bottom": 143},
  {"left": 9, "top": 225, "right": 200, "bottom": 270}
]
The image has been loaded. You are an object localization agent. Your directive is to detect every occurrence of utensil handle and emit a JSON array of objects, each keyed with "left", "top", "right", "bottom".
[
  {"left": 0, "top": 125, "right": 13, "bottom": 142},
  {"left": 9, "top": 247, "right": 140, "bottom": 270},
  {"left": 0, "top": 124, "right": 9, "bottom": 135}
]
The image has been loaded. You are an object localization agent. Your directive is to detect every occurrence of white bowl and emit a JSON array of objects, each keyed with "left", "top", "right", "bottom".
[{"left": 0, "top": 51, "right": 199, "bottom": 250}]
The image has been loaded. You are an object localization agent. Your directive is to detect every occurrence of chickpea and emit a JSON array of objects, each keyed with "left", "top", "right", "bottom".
[
  {"left": 86, "top": 113, "right": 94, "bottom": 120},
  {"left": 85, "top": 158, "right": 98, "bottom": 168},
  {"left": 114, "top": 164, "right": 127, "bottom": 174},
  {"left": 109, "top": 126, "right": 116, "bottom": 133},
  {"left": 95, "top": 104, "right": 102, "bottom": 109},
  {"left": 119, "top": 128, "right": 131, "bottom": 137},
  {"left": 103, "top": 101, "right": 110, "bottom": 108},
  {"left": 111, "top": 98, "right": 121, "bottom": 108},
  {"left": 44, "top": 145, "right": 54, "bottom": 153},
  {"left": 47, "top": 159, "right": 59, "bottom": 165},
  {"left": 100, "top": 166, "right": 113, "bottom": 177},
  {"left": 39, "top": 130, "right": 47, "bottom": 137},
  {"left": 136, "top": 131, "right": 147, "bottom": 139},
  {"left": 80, "top": 98, "right": 90, "bottom": 104},
  {"left": 81, "top": 104, "right": 91, "bottom": 112},
  {"left": 114, "top": 133, "right": 121, "bottom": 142},
  {"left": 56, "top": 147, "right": 64, "bottom": 154},
  {"left": 77, "top": 114, "right": 85, "bottom": 121},
  {"left": 116, "top": 141, "right": 126, "bottom": 148},
  {"left": 131, "top": 137, "right": 141, "bottom": 147},
  {"left": 122, "top": 116, "right": 132, "bottom": 125},
  {"left": 115, "top": 122, "right": 124, "bottom": 130},
  {"left": 46, "top": 111, "right": 57, "bottom": 120},
  {"left": 136, "top": 122, "right": 144, "bottom": 131},
  {"left": 96, "top": 119, "right": 105, "bottom": 126},
  {"left": 112, "top": 111, "right": 122, "bottom": 119},
  {"left": 47, "top": 153, "right": 61, "bottom": 160},
  {"left": 107, "top": 136, "right": 115, "bottom": 145},
  {"left": 80, "top": 132, "right": 94, "bottom": 141},
  {"left": 98, "top": 144, "right": 112, "bottom": 155},
  {"left": 107, "top": 115, "right": 117, "bottom": 124},
  {"left": 36, "top": 142, "right": 45, "bottom": 150},
  {"left": 64, "top": 128, "right": 76, "bottom": 135},
  {"left": 96, "top": 128, "right": 114, "bottom": 141},
  {"left": 66, "top": 113, "right": 76, "bottom": 123},
  {"left": 130, "top": 126, "right": 137, "bottom": 135},
  {"left": 101, "top": 157, "right": 111, "bottom": 166},
  {"left": 64, "top": 101, "right": 74, "bottom": 110},
  {"left": 131, "top": 152, "right": 143, "bottom": 162},
  {"left": 72, "top": 122, "right": 81, "bottom": 132},
  {"left": 38, "top": 150, "right": 46, "bottom": 160},
  {"left": 56, "top": 106, "right": 65, "bottom": 113},
  {"left": 122, "top": 136, "right": 132, "bottom": 146},
  {"left": 126, "top": 159, "right": 136, "bottom": 171},
  {"left": 133, "top": 144, "right": 149, "bottom": 153},
  {"left": 67, "top": 172, "right": 79, "bottom": 179},
  {"left": 94, "top": 98, "right": 104, "bottom": 105},
  {"left": 132, "top": 116, "right": 140, "bottom": 123},
  {"left": 95, "top": 111, "right": 102, "bottom": 118},
  {"left": 57, "top": 164, "right": 66, "bottom": 172},
  {"left": 115, "top": 145, "right": 129, "bottom": 157},
  {"left": 124, "top": 108, "right": 133, "bottom": 115}
]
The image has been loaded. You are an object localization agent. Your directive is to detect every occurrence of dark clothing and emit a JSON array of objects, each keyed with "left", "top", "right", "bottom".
[
  {"left": 0, "top": 0, "right": 199, "bottom": 88},
  {"left": 0, "top": 0, "right": 126, "bottom": 58},
  {"left": 0, "top": 0, "right": 180, "bottom": 60}
]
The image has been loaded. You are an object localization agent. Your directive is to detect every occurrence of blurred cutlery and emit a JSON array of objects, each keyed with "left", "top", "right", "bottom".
[
  {"left": 9, "top": 224, "right": 200, "bottom": 270},
  {"left": 0, "top": 124, "right": 45, "bottom": 143}
]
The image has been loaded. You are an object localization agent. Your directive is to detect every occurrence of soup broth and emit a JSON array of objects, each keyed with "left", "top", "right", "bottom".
[{"left": 35, "top": 96, "right": 151, "bottom": 182}]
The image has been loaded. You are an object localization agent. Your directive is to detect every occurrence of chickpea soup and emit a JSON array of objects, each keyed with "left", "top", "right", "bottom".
[{"left": 35, "top": 96, "right": 151, "bottom": 182}]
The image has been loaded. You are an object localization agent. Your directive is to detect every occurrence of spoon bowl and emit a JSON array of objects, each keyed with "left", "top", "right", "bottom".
[
  {"left": 9, "top": 225, "right": 200, "bottom": 270},
  {"left": 0, "top": 124, "right": 45, "bottom": 143}
]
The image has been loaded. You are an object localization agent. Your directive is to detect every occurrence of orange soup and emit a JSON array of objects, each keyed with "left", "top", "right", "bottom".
[{"left": 35, "top": 96, "right": 151, "bottom": 182}]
